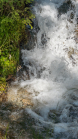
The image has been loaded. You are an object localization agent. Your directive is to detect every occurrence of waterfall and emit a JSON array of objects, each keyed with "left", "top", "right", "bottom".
[{"left": 11, "top": 0, "right": 78, "bottom": 138}]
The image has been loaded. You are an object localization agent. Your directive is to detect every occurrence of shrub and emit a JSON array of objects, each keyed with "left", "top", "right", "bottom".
[{"left": 0, "top": 0, "right": 34, "bottom": 93}]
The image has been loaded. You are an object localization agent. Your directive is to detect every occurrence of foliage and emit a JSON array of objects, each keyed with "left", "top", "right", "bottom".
[
  {"left": 0, "top": 77, "right": 6, "bottom": 93},
  {"left": 0, "top": 0, "right": 35, "bottom": 93}
]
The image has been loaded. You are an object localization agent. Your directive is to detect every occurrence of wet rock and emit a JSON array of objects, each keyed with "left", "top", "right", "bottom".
[
  {"left": 9, "top": 111, "right": 23, "bottom": 121},
  {"left": 69, "top": 105, "right": 78, "bottom": 119},
  {"left": 0, "top": 98, "right": 2, "bottom": 103},
  {"left": 73, "top": 101, "right": 78, "bottom": 107},
  {"left": 6, "top": 75, "right": 16, "bottom": 82},
  {"left": 60, "top": 104, "right": 78, "bottom": 122},
  {"left": 67, "top": 47, "right": 78, "bottom": 65},
  {"left": 41, "top": 33, "right": 47, "bottom": 45},
  {"left": 22, "top": 98, "right": 33, "bottom": 108},
  {"left": 0, "top": 128, "right": 6, "bottom": 137},
  {"left": 0, "top": 110, "right": 11, "bottom": 122},
  {"left": 7, "top": 87, "right": 33, "bottom": 108},
  {"left": 48, "top": 110, "right": 60, "bottom": 123},
  {"left": 20, "top": 18, "right": 40, "bottom": 50},
  {"left": 75, "top": 26, "right": 78, "bottom": 43},
  {"left": 70, "top": 90, "right": 78, "bottom": 100},
  {"left": 19, "top": 18, "right": 40, "bottom": 77},
  {"left": 32, "top": 17, "right": 40, "bottom": 33},
  {"left": 16, "top": 66, "right": 30, "bottom": 81},
  {"left": 7, "top": 90, "right": 18, "bottom": 105},
  {"left": 0, "top": 93, "right": 7, "bottom": 103},
  {"left": 58, "top": 0, "right": 75, "bottom": 16}
]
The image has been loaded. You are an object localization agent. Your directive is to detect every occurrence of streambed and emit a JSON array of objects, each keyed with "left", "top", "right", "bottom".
[{"left": 1, "top": 0, "right": 78, "bottom": 138}]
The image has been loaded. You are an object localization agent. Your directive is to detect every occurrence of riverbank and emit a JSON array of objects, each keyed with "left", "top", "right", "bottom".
[{"left": 0, "top": 0, "right": 35, "bottom": 94}]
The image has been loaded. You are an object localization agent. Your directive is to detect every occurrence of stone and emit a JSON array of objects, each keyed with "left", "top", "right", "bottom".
[
  {"left": 9, "top": 112, "right": 21, "bottom": 121},
  {"left": 58, "top": 0, "right": 75, "bottom": 16},
  {"left": 22, "top": 99, "right": 33, "bottom": 108},
  {"left": 0, "top": 98, "right": 2, "bottom": 102}
]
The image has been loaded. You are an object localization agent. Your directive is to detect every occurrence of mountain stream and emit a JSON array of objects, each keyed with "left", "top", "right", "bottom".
[{"left": 10, "top": 0, "right": 78, "bottom": 138}]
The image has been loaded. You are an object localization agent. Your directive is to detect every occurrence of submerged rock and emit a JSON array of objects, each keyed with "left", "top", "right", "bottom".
[{"left": 58, "top": 0, "right": 75, "bottom": 16}]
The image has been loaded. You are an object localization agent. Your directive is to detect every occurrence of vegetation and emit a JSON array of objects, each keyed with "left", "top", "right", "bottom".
[{"left": 0, "top": 0, "right": 35, "bottom": 93}]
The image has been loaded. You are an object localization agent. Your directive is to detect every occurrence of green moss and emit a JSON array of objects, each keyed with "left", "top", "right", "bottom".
[
  {"left": 0, "top": 0, "right": 35, "bottom": 93},
  {"left": 0, "top": 77, "right": 6, "bottom": 93}
]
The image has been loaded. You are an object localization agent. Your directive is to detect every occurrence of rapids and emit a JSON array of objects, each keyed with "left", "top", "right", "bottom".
[{"left": 12, "top": 0, "right": 78, "bottom": 138}]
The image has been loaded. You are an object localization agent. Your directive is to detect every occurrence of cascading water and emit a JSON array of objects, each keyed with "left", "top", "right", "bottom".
[{"left": 12, "top": 0, "right": 78, "bottom": 138}]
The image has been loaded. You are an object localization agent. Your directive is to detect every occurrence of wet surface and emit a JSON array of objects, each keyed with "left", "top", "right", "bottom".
[{"left": 1, "top": 0, "right": 78, "bottom": 139}]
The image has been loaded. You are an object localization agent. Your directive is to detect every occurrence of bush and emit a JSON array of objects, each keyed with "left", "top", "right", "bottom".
[{"left": 0, "top": 0, "right": 34, "bottom": 93}]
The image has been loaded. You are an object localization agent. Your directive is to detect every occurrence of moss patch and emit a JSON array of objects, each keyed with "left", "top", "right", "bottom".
[{"left": 0, "top": 0, "right": 35, "bottom": 93}]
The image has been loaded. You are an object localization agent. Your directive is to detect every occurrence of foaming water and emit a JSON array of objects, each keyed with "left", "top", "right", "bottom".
[{"left": 13, "top": 0, "right": 78, "bottom": 138}]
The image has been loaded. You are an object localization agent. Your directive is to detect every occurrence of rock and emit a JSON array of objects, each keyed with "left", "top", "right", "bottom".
[
  {"left": 9, "top": 112, "right": 22, "bottom": 121},
  {"left": 7, "top": 87, "right": 33, "bottom": 108},
  {"left": 0, "top": 128, "right": 5, "bottom": 137},
  {"left": 48, "top": 110, "right": 60, "bottom": 123},
  {"left": 58, "top": 0, "right": 75, "bottom": 16},
  {"left": 0, "top": 98, "right": 2, "bottom": 102},
  {"left": 22, "top": 99, "right": 33, "bottom": 108},
  {"left": 41, "top": 33, "right": 47, "bottom": 45},
  {"left": 7, "top": 90, "right": 18, "bottom": 104},
  {"left": 0, "top": 93, "right": 7, "bottom": 103},
  {"left": 6, "top": 75, "right": 15, "bottom": 82},
  {"left": 20, "top": 18, "right": 40, "bottom": 50}
]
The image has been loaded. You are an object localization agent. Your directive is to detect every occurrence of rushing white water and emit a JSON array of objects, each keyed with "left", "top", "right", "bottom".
[{"left": 14, "top": 0, "right": 78, "bottom": 138}]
